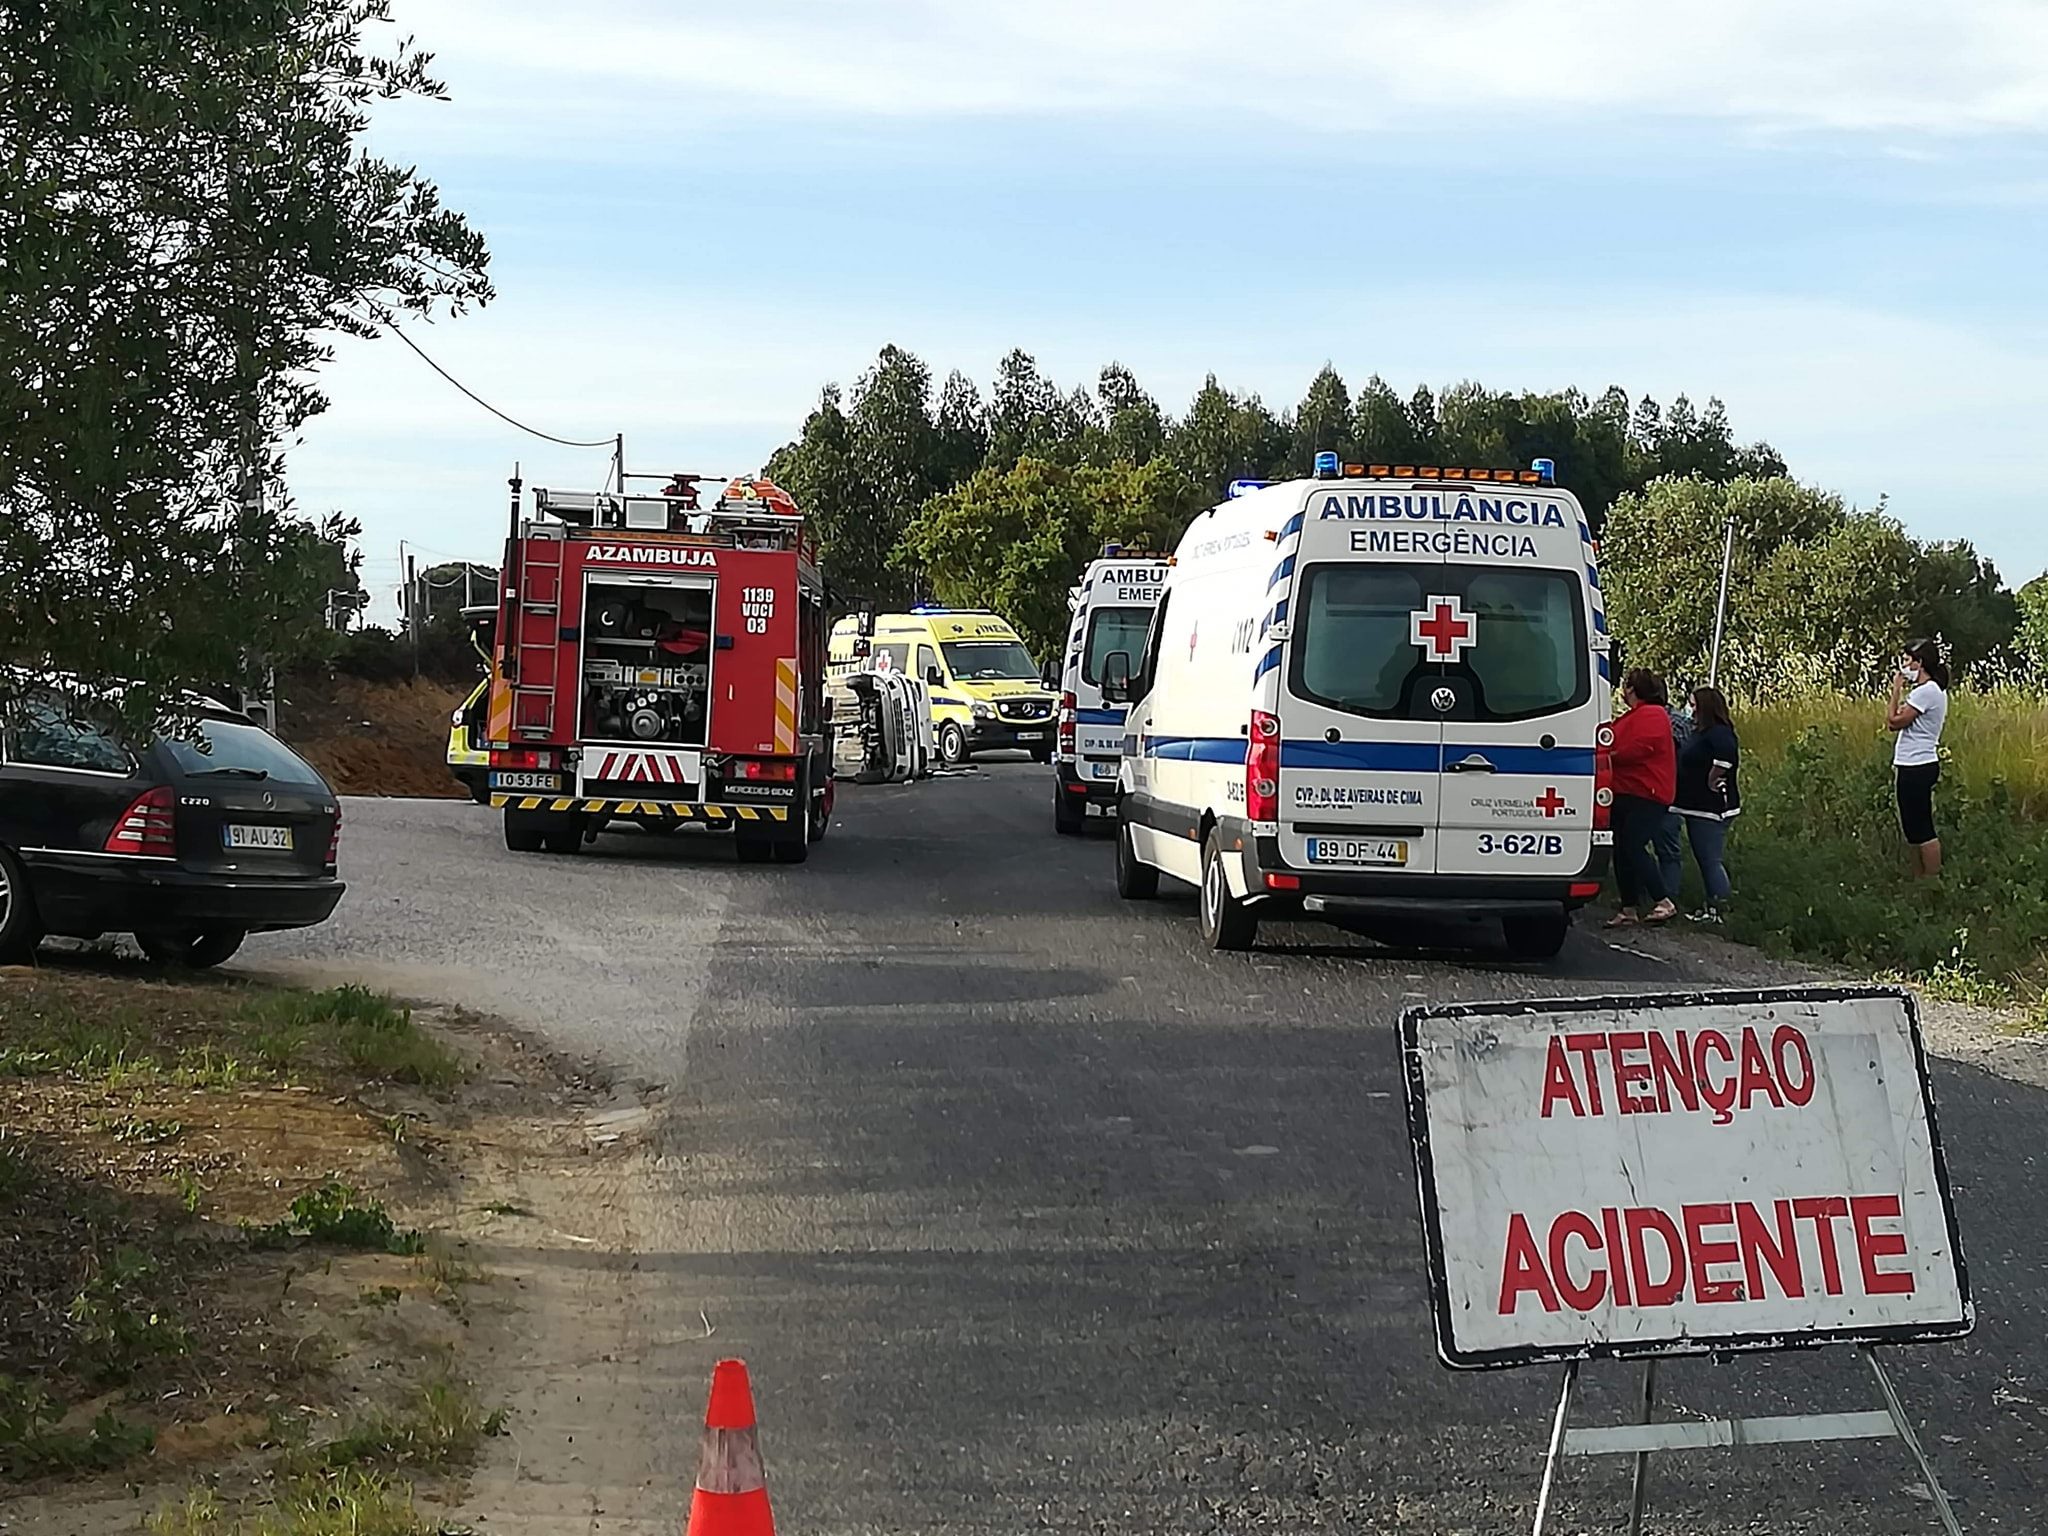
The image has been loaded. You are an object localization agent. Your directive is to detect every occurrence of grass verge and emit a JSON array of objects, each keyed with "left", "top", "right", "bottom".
[
  {"left": 0, "top": 965, "right": 485, "bottom": 1520},
  {"left": 1681, "top": 687, "right": 2048, "bottom": 1017}
]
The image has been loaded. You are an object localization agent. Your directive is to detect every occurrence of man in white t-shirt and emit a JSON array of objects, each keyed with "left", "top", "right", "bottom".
[{"left": 1886, "top": 641, "right": 1949, "bottom": 878}]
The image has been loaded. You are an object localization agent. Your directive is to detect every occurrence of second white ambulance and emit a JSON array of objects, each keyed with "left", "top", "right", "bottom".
[
  {"left": 1052, "top": 547, "right": 1168, "bottom": 834},
  {"left": 1104, "top": 456, "right": 1613, "bottom": 956}
]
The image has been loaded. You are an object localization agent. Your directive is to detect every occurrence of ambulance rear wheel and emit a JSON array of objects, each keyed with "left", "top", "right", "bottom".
[
  {"left": 1199, "top": 828, "right": 1258, "bottom": 952},
  {"left": 937, "top": 722, "right": 968, "bottom": 766},
  {"left": 503, "top": 810, "right": 546, "bottom": 854},
  {"left": 1054, "top": 787, "right": 1086, "bottom": 836},
  {"left": 1114, "top": 815, "right": 1158, "bottom": 899},
  {"left": 1502, "top": 910, "right": 1570, "bottom": 960}
]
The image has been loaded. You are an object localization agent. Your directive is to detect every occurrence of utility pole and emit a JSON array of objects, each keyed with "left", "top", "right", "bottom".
[
  {"left": 1708, "top": 516, "right": 1736, "bottom": 688},
  {"left": 463, "top": 561, "right": 474, "bottom": 610},
  {"left": 407, "top": 553, "right": 420, "bottom": 680}
]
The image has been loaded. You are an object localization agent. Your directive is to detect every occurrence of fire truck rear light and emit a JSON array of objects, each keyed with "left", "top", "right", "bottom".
[
  {"left": 738, "top": 759, "right": 797, "bottom": 782},
  {"left": 1264, "top": 872, "right": 1301, "bottom": 891},
  {"left": 106, "top": 787, "right": 176, "bottom": 858},
  {"left": 491, "top": 748, "right": 555, "bottom": 770}
]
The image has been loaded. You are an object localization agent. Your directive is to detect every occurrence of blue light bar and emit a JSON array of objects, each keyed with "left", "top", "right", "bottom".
[
  {"left": 1227, "top": 479, "right": 1267, "bottom": 498},
  {"left": 909, "top": 604, "right": 954, "bottom": 614},
  {"left": 1531, "top": 458, "right": 1556, "bottom": 485},
  {"left": 1313, "top": 451, "right": 1340, "bottom": 479},
  {"left": 1100, "top": 542, "right": 1123, "bottom": 558}
]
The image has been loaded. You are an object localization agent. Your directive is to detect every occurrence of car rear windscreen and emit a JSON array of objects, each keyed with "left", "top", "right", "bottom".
[
  {"left": 1290, "top": 564, "right": 1588, "bottom": 721},
  {"left": 1083, "top": 607, "right": 1152, "bottom": 685},
  {"left": 160, "top": 718, "right": 328, "bottom": 786}
]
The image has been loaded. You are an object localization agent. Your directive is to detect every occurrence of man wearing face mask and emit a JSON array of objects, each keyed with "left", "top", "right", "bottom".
[{"left": 1886, "top": 638, "right": 1950, "bottom": 879}]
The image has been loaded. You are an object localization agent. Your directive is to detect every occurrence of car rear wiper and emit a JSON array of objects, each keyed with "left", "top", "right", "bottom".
[{"left": 187, "top": 766, "right": 269, "bottom": 780}]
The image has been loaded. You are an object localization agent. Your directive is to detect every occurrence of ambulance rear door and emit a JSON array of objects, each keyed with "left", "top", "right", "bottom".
[
  {"left": 1074, "top": 562, "right": 1165, "bottom": 784},
  {"left": 1427, "top": 494, "right": 1599, "bottom": 881},
  {"left": 1274, "top": 509, "right": 1445, "bottom": 876}
]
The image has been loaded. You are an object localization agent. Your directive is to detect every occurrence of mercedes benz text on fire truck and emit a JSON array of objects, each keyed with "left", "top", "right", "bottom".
[
  {"left": 1105, "top": 455, "right": 1613, "bottom": 956},
  {"left": 485, "top": 471, "right": 833, "bottom": 864},
  {"left": 1053, "top": 547, "right": 1167, "bottom": 834}
]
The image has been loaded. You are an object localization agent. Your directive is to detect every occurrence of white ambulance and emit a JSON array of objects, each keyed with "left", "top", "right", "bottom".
[
  {"left": 1052, "top": 547, "right": 1169, "bottom": 834},
  {"left": 1104, "top": 456, "right": 1614, "bottom": 957}
]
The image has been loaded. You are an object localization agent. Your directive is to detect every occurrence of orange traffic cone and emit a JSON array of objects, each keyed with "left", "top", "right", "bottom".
[{"left": 686, "top": 1359, "right": 775, "bottom": 1536}]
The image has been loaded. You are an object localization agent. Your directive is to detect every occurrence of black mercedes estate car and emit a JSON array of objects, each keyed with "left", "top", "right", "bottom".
[{"left": 0, "top": 681, "right": 345, "bottom": 967}]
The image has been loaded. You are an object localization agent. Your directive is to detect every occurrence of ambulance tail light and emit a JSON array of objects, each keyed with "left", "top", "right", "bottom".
[
  {"left": 1057, "top": 691, "right": 1077, "bottom": 756},
  {"left": 1593, "top": 724, "right": 1616, "bottom": 830},
  {"left": 106, "top": 786, "right": 177, "bottom": 858},
  {"left": 1247, "top": 710, "right": 1281, "bottom": 822}
]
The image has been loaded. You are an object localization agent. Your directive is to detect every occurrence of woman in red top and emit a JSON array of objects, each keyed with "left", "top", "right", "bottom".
[{"left": 1607, "top": 667, "right": 1678, "bottom": 927}]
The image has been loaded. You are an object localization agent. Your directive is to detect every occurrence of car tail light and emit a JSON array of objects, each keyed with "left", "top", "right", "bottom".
[
  {"left": 327, "top": 803, "right": 342, "bottom": 868},
  {"left": 1593, "top": 723, "right": 1616, "bottom": 830},
  {"left": 1057, "top": 691, "right": 1076, "bottom": 757},
  {"left": 1264, "top": 872, "right": 1300, "bottom": 891},
  {"left": 736, "top": 759, "right": 797, "bottom": 782},
  {"left": 1569, "top": 880, "right": 1604, "bottom": 899},
  {"left": 1246, "top": 710, "right": 1281, "bottom": 823},
  {"left": 106, "top": 787, "right": 177, "bottom": 858}
]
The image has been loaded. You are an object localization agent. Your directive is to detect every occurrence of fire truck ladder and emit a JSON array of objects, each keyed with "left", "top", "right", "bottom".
[{"left": 509, "top": 528, "right": 565, "bottom": 738}]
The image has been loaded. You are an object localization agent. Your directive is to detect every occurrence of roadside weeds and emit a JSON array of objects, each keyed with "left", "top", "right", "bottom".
[{"left": 0, "top": 961, "right": 590, "bottom": 1534}]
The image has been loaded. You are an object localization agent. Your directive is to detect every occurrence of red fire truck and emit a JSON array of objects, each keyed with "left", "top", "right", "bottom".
[{"left": 483, "top": 470, "right": 833, "bottom": 863}]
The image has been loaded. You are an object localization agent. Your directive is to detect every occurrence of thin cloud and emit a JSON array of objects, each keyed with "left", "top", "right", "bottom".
[{"left": 403, "top": 0, "right": 2048, "bottom": 138}]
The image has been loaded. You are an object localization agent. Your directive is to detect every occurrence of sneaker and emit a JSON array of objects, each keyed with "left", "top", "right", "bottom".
[{"left": 1691, "top": 906, "right": 1725, "bottom": 926}]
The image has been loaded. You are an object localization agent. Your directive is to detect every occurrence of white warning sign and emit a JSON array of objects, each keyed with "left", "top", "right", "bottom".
[{"left": 1401, "top": 987, "right": 1971, "bottom": 1369}]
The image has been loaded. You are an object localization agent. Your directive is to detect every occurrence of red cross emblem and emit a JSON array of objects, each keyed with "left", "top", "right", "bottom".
[
  {"left": 1535, "top": 786, "right": 1567, "bottom": 818},
  {"left": 1410, "top": 595, "right": 1475, "bottom": 662}
]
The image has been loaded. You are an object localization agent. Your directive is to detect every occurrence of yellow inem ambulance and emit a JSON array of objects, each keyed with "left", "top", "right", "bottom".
[{"left": 828, "top": 608, "right": 1056, "bottom": 765}]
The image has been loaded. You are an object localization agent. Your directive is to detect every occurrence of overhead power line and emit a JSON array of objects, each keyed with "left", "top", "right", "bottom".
[{"left": 383, "top": 318, "right": 615, "bottom": 450}]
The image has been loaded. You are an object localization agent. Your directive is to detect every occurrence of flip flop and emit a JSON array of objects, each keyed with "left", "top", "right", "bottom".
[
  {"left": 1603, "top": 912, "right": 1640, "bottom": 929},
  {"left": 1644, "top": 903, "right": 1678, "bottom": 925}
]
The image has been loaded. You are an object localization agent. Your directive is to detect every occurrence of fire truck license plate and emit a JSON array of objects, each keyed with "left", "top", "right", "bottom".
[
  {"left": 223, "top": 825, "right": 293, "bottom": 851},
  {"left": 491, "top": 771, "right": 562, "bottom": 791}
]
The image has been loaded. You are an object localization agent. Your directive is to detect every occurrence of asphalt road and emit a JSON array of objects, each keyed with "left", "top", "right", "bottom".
[{"left": 256, "top": 765, "right": 2048, "bottom": 1533}]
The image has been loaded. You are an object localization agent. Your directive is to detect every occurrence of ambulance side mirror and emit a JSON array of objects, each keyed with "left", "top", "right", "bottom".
[
  {"left": 1100, "top": 650, "right": 1134, "bottom": 703},
  {"left": 924, "top": 665, "right": 944, "bottom": 687}
]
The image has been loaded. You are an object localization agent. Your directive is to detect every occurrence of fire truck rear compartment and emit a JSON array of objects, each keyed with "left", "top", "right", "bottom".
[{"left": 579, "top": 577, "right": 713, "bottom": 747}]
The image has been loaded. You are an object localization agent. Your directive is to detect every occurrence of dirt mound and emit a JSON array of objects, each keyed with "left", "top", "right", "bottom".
[{"left": 280, "top": 673, "right": 475, "bottom": 798}]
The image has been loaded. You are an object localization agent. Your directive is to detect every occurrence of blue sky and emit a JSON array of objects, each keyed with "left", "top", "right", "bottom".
[{"left": 288, "top": 1, "right": 2048, "bottom": 620}]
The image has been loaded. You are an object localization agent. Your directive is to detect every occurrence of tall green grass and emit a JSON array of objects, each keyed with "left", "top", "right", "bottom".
[{"left": 1716, "top": 684, "right": 2048, "bottom": 997}]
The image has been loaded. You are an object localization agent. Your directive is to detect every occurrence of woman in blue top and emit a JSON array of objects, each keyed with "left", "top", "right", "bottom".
[{"left": 1672, "top": 685, "right": 1740, "bottom": 922}]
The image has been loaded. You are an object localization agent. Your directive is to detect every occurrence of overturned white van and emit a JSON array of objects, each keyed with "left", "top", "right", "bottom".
[
  {"left": 1052, "top": 548, "right": 1169, "bottom": 834},
  {"left": 1104, "top": 457, "right": 1614, "bottom": 956}
]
